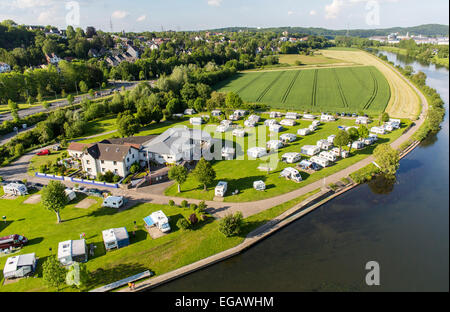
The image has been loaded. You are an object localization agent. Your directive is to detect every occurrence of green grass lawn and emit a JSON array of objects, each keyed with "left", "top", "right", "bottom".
[
  {"left": 0, "top": 184, "right": 319, "bottom": 292},
  {"left": 27, "top": 150, "right": 66, "bottom": 176},
  {"left": 165, "top": 116, "right": 411, "bottom": 202},
  {"left": 215, "top": 66, "right": 390, "bottom": 114}
]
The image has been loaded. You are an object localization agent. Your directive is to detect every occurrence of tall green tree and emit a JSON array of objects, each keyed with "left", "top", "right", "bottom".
[
  {"left": 117, "top": 112, "right": 140, "bottom": 137},
  {"left": 347, "top": 127, "right": 359, "bottom": 154},
  {"left": 41, "top": 180, "right": 67, "bottom": 223},
  {"left": 373, "top": 144, "right": 400, "bottom": 176},
  {"left": 357, "top": 125, "right": 369, "bottom": 140},
  {"left": 168, "top": 165, "right": 188, "bottom": 193},
  {"left": 380, "top": 112, "right": 390, "bottom": 125},
  {"left": 42, "top": 255, "right": 67, "bottom": 291},
  {"left": 219, "top": 211, "right": 243, "bottom": 237},
  {"left": 334, "top": 130, "right": 351, "bottom": 156},
  {"left": 192, "top": 157, "right": 216, "bottom": 191}
]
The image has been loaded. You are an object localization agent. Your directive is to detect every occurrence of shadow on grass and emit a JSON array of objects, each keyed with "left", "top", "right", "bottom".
[
  {"left": 27, "top": 237, "right": 44, "bottom": 246},
  {"left": 88, "top": 263, "right": 149, "bottom": 289},
  {"left": 0, "top": 221, "right": 13, "bottom": 232},
  {"left": 129, "top": 229, "right": 148, "bottom": 244}
]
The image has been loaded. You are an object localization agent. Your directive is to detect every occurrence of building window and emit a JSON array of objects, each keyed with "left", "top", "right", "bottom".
[
  {"left": 127, "top": 158, "right": 129, "bottom": 163},
  {"left": 87, "top": 168, "right": 92, "bottom": 172},
  {"left": 114, "top": 169, "right": 118, "bottom": 174},
  {"left": 113, "top": 161, "right": 117, "bottom": 166},
  {"left": 86, "top": 160, "right": 90, "bottom": 165},
  {"left": 132, "top": 154, "right": 134, "bottom": 159},
  {"left": 101, "top": 160, "right": 105, "bottom": 164},
  {"left": 102, "top": 168, "right": 105, "bottom": 172}
]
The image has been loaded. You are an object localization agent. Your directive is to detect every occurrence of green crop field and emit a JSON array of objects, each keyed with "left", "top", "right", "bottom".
[{"left": 216, "top": 66, "right": 391, "bottom": 114}]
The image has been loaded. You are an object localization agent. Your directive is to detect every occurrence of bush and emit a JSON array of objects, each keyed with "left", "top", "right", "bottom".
[
  {"left": 181, "top": 200, "right": 188, "bottom": 208},
  {"left": 198, "top": 201, "right": 207, "bottom": 213},
  {"left": 169, "top": 200, "right": 175, "bottom": 206},
  {"left": 176, "top": 218, "right": 190, "bottom": 231},
  {"left": 218, "top": 211, "right": 243, "bottom": 237},
  {"left": 130, "top": 162, "right": 140, "bottom": 174},
  {"left": 190, "top": 203, "right": 197, "bottom": 211},
  {"left": 112, "top": 175, "right": 121, "bottom": 183}
]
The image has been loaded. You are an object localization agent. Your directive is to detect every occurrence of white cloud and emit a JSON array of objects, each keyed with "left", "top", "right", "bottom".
[
  {"left": 11, "top": 0, "right": 55, "bottom": 9},
  {"left": 111, "top": 10, "right": 130, "bottom": 19},
  {"left": 325, "top": 0, "right": 344, "bottom": 19},
  {"left": 310, "top": 10, "right": 317, "bottom": 16},
  {"left": 137, "top": 15, "right": 146, "bottom": 22},
  {"left": 207, "top": 0, "right": 222, "bottom": 7},
  {"left": 37, "top": 10, "right": 52, "bottom": 23},
  {"left": 287, "top": 11, "right": 294, "bottom": 16}
]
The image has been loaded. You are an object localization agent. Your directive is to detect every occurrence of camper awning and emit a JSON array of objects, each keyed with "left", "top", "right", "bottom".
[{"left": 143, "top": 216, "right": 154, "bottom": 226}]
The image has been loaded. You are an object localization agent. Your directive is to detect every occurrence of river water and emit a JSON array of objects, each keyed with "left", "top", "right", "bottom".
[{"left": 153, "top": 51, "right": 449, "bottom": 292}]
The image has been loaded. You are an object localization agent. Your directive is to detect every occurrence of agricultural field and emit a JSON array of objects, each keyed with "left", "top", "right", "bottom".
[
  {"left": 277, "top": 54, "right": 345, "bottom": 66},
  {"left": 216, "top": 66, "right": 391, "bottom": 114},
  {"left": 321, "top": 49, "right": 421, "bottom": 119}
]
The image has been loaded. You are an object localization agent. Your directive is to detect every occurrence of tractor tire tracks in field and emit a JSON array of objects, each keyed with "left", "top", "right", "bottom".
[
  {"left": 363, "top": 69, "right": 379, "bottom": 110},
  {"left": 281, "top": 70, "right": 301, "bottom": 103},
  {"left": 333, "top": 69, "right": 349, "bottom": 108},
  {"left": 311, "top": 69, "right": 318, "bottom": 107},
  {"left": 236, "top": 72, "right": 265, "bottom": 95},
  {"left": 256, "top": 71, "right": 285, "bottom": 102}
]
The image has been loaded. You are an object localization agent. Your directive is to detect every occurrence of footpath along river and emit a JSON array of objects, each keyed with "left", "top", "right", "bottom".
[{"left": 151, "top": 51, "right": 449, "bottom": 292}]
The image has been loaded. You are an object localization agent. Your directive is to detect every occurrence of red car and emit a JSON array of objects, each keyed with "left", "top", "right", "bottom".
[
  {"left": 36, "top": 149, "right": 50, "bottom": 156},
  {"left": 0, "top": 234, "right": 28, "bottom": 250}
]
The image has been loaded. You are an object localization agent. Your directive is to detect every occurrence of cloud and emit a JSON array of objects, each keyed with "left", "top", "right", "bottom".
[
  {"left": 287, "top": 11, "right": 294, "bottom": 16},
  {"left": 207, "top": 0, "right": 222, "bottom": 7},
  {"left": 325, "top": 0, "right": 344, "bottom": 19},
  {"left": 137, "top": 15, "right": 146, "bottom": 22},
  {"left": 111, "top": 10, "right": 130, "bottom": 19},
  {"left": 37, "top": 10, "right": 52, "bottom": 23},
  {"left": 10, "top": 0, "right": 55, "bottom": 9},
  {"left": 310, "top": 10, "right": 317, "bottom": 16}
]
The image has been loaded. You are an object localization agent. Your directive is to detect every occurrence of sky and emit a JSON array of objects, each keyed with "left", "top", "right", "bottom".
[{"left": 0, "top": 0, "right": 448, "bottom": 32}]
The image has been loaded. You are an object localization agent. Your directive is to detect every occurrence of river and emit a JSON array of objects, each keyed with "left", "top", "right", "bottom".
[{"left": 152, "top": 51, "right": 449, "bottom": 292}]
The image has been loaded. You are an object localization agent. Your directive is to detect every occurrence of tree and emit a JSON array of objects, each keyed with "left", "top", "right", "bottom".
[
  {"left": 373, "top": 144, "right": 400, "bottom": 176},
  {"left": 117, "top": 112, "right": 140, "bottom": 137},
  {"left": 189, "top": 213, "right": 198, "bottom": 225},
  {"left": 177, "top": 218, "right": 190, "bottom": 231},
  {"left": 192, "top": 157, "right": 216, "bottom": 191},
  {"left": 42, "top": 255, "right": 67, "bottom": 290},
  {"left": 380, "top": 112, "right": 390, "bottom": 125},
  {"left": 8, "top": 99, "right": 18, "bottom": 112},
  {"left": 334, "top": 130, "right": 350, "bottom": 156},
  {"left": 193, "top": 97, "right": 206, "bottom": 113},
  {"left": 67, "top": 94, "right": 74, "bottom": 105},
  {"left": 168, "top": 165, "right": 188, "bottom": 193},
  {"left": 41, "top": 180, "right": 67, "bottom": 223},
  {"left": 219, "top": 211, "right": 243, "bottom": 237},
  {"left": 79, "top": 80, "right": 88, "bottom": 93},
  {"left": 347, "top": 127, "right": 359, "bottom": 153},
  {"left": 357, "top": 125, "right": 369, "bottom": 140},
  {"left": 225, "top": 92, "right": 243, "bottom": 109},
  {"left": 42, "top": 101, "right": 50, "bottom": 110}
]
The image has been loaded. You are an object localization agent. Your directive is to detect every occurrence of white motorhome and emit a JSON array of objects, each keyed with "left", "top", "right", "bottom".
[
  {"left": 388, "top": 119, "right": 401, "bottom": 129},
  {"left": 221, "top": 120, "right": 233, "bottom": 126},
  {"left": 279, "top": 167, "right": 302, "bottom": 183},
  {"left": 189, "top": 117, "right": 203, "bottom": 126},
  {"left": 3, "top": 183, "right": 28, "bottom": 196},
  {"left": 383, "top": 123, "right": 394, "bottom": 132},
  {"left": 370, "top": 126, "right": 387, "bottom": 135},
  {"left": 309, "top": 124, "right": 318, "bottom": 131},
  {"left": 356, "top": 116, "right": 370, "bottom": 125},
  {"left": 102, "top": 196, "right": 124, "bottom": 209},
  {"left": 232, "top": 128, "right": 246, "bottom": 137},
  {"left": 267, "top": 140, "right": 283, "bottom": 150},
  {"left": 303, "top": 114, "right": 316, "bottom": 120},
  {"left": 3, "top": 253, "right": 37, "bottom": 279},
  {"left": 280, "top": 133, "right": 297, "bottom": 143},
  {"left": 247, "top": 147, "right": 267, "bottom": 158},
  {"left": 369, "top": 134, "right": 378, "bottom": 141},
  {"left": 150, "top": 210, "right": 171, "bottom": 233},
  {"left": 281, "top": 153, "right": 302, "bottom": 164},
  {"left": 297, "top": 128, "right": 311, "bottom": 136},
  {"left": 57, "top": 239, "right": 88, "bottom": 266},
  {"left": 184, "top": 109, "right": 196, "bottom": 115},
  {"left": 244, "top": 119, "right": 257, "bottom": 128},
  {"left": 221, "top": 147, "right": 235, "bottom": 160},
  {"left": 285, "top": 112, "right": 299, "bottom": 120},
  {"left": 321, "top": 114, "right": 336, "bottom": 122},
  {"left": 211, "top": 110, "right": 222, "bottom": 117},
  {"left": 310, "top": 156, "right": 330, "bottom": 168},
  {"left": 312, "top": 120, "right": 321, "bottom": 127},
  {"left": 327, "top": 135, "right": 336, "bottom": 144},
  {"left": 216, "top": 124, "right": 230, "bottom": 133},
  {"left": 65, "top": 189, "right": 77, "bottom": 202},
  {"left": 331, "top": 147, "right": 350, "bottom": 159},
  {"left": 215, "top": 181, "right": 228, "bottom": 197},
  {"left": 234, "top": 110, "right": 248, "bottom": 117},
  {"left": 269, "top": 112, "right": 282, "bottom": 118},
  {"left": 349, "top": 140, "right": 366, "bottom": 150},
  {"left": 317, "top": 139, "right": 333, "bottom": 151},
  {"left": 363, "top": 137, "right": 376, "bottom": 146},
  {"left": 280, "top": 119, "right": 296, "bottom": 127},
  {"left": 264, "top": 119, "right": 278, "bottom": 127},
  {"left": 269, "top": 124, "right": 283, "bottom": 133},
  {"left": 319, "top": 151, "right": 337, "bottom": 162},
  {"left": 253, "top": 180, "right": 266, "bottom": 191},
  {"left": 301, "top": 145, "right": 321, "bottom": 156}
]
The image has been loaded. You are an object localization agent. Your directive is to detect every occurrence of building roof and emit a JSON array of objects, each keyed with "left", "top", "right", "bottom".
[
  {"left": 68, "top": 142, "right": 92, "bottom": 152},
  {"left": 87, "top": 143, "right": 138, "bottom": 162},
  {"left": 102, "top": 227, "right": 129, "bottom": 243},
  {"left": 100, "top": 136, "right": 157, "bottom": 149},
  {"left": 3, "top": 253, "right": 36, "bottom": 274}
]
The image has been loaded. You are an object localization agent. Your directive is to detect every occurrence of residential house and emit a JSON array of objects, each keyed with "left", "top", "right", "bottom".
[{"left": 0, "top": 62, "right": 11, "bottom": 73}]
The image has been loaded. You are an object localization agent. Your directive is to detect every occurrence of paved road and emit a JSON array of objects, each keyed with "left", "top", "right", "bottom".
[{"left": 0, "top": 81, "right": 143, "bottom": 122}]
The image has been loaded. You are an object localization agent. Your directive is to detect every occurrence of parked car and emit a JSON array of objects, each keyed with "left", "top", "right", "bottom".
[
  {"left": 73, "top": 186, "right": 86, "bottom": 193},
  {"left": 86, "top": 189, "right": 103, "bottom": 197},
  {"left": 36, "top": 149, "right": 50, "bottom": 156},
  {"left": 0, "top": 235, "right": 28, "bottom": 250}
]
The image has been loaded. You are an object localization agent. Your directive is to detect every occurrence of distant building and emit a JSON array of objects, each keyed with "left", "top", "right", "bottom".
[{"left": 0, "top": 62, "right": 11, "bottom": 73}]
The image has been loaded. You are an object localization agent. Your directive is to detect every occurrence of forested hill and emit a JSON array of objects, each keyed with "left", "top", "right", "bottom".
[{"left": 208, "top": 24, "right": 449, "bottom": 38}]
